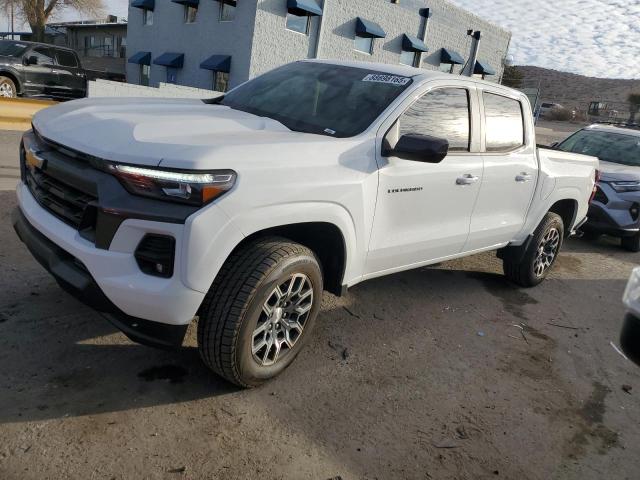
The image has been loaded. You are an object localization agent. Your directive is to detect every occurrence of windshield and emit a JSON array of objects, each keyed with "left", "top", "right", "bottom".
[
  {"left": 0, "top": 41, "right": 28, "bottom": 57},
  {"left": 219, "top": 62, "right": 414, "bottom": 138},
  {"left": 557, "top": 129, "right": 640, "bottom": 166}
]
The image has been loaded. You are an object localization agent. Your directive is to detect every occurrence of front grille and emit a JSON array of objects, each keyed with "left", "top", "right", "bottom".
[
  {"left": 593, "top": 186, "right": 608, "bottom": 204},
  {"left": 24, "top": 156, "right": 98, "bottom": 232}
]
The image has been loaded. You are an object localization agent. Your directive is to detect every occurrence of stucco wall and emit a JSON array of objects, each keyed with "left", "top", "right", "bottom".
[
  {"left": 126, "top": 1, "right": 258, "bottom": 89},
  {"left": 249, "top": 0, "right": 510, "bottom": 80},
  {"left": 127, "top": 0, "right": 511, "bottom": 88}
]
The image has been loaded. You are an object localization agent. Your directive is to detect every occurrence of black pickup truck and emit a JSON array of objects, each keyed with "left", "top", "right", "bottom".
[{"left": 0, "top": 39, "right": 87, "bottom": 100}]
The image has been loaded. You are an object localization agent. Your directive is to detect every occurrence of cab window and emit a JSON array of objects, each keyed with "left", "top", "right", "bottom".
[
  {"left": 399, "top": 88, "right": 471, "bottom": 151},
  {"left": 483, "top": 92, "right": 525, "bottom": 152},
  {"left": 30, "top": 47, "right": 55, "bottom": 65}
]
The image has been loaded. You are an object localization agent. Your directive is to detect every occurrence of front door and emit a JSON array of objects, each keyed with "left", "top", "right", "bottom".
[
  {"left": 365, "top": 86, "right": 483, "bottom": 277},
  {"left": 464, "top": 90, "right": 538, "bottom": 251},
  {"left": 22, "top": 46, "right": 57, "bottom": 97}
]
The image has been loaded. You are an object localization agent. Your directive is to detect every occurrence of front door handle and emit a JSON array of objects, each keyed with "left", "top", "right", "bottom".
[
  {"left": 515, "top": 172, "right": 533, "bottom": 182},
  {"left": 456, "top": 174, "right": 479, "bottom": 186}
]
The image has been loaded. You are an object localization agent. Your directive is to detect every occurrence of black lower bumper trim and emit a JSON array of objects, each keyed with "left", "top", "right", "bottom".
[{"left": 12, "top": 207, "right": 187, "bottom": 349}]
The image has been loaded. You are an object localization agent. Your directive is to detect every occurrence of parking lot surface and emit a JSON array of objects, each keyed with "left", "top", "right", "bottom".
[{"left": 1, "top": 128, "right": 639, "bottom": 479}]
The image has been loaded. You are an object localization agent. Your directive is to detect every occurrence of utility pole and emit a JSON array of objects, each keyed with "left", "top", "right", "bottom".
[{"left": 10, "top": 0, "right": 15, "bottom": 40}]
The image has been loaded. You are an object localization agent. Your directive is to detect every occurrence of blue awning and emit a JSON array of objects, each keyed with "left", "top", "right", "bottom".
[
  {"left": 200, "top": 55, "right": 231, "bottom": 73},
  {"left": 287, "top": 0, "right": 322, "bottom": 16},
  {"left": 153, "top": 52, "right": 184, "bottom": 68},
  {"left": 355, "top": 18, "right": 386, "bottom": 38},
  {"left": 128, "top": 51, "right": 151, "bottom": 65},
  {"left": 474, "top": 60, "right": 496, "bottom": 76},
  {"left": 131, "top": 0, "right": 154, "bottom": 10},
  {"left": 402, "top": 34, "right": 428, "bottom": 53},
  {"left": 441, "top": 48, "right": 464, "bottom": 65},
  {"left": 213, "top": 0, "right": 237, "bottom": 5},
  {"left": 171, "top": 0, "right": 199, "bottom": 6}
]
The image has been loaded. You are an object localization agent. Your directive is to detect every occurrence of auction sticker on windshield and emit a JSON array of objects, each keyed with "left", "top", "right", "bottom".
[{"left": 362, "top": 74, "right": 411, "bottom": 86}]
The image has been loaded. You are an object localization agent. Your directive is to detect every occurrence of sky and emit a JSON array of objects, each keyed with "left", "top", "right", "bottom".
[{"left": 2, "top": 0, "right": 639, "bottom": 79}]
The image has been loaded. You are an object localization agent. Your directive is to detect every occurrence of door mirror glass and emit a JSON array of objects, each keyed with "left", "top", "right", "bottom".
[
  {"left": 384, "top": 134, "right": 449, "bottom": 163},
  {"left": 25, "top": 55, "right": 38, "bottom": 65}
]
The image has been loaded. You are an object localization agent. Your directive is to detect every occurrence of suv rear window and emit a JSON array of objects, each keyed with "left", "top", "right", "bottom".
[
  {"left": 56, "top": 50, "right": 78, "bottom": 67},
  {"left": 557, "top": 129, "right": 640, "bottom": 166},
  {"left": 484, "top": 92, "right": 525, "bottom": 152}
]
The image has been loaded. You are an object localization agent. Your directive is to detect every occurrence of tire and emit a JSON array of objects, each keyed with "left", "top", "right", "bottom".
[
  {"left": 197, "top": 237, "right": 323, "bottom": 388},
  {"left": 622, "top": 233, "right": 640, "bottom": 253},
  {"left": 503, "top": 212, "right": 564, "bottom": 287},
  {"left": 0, "top": 76, "right": 17, "bottom": 98}
]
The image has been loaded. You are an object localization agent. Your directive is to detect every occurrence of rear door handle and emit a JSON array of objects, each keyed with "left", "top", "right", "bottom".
[
  {"left": 515, "top": 172, "right": 533, "bottom": 182},
  {"left": 456, "top": 174, "right": 479, "bottom": 186}
]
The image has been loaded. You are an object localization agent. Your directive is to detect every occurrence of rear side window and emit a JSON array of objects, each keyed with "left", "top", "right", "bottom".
[
  {"left": 483, "top": 92, "right": 525, "bottom": 152},
  {"left": 399, "top": 88, "right": 471, "bottom": 151},
  {"left": 56, "top": 50, "right": 78, "bottom": 67}
]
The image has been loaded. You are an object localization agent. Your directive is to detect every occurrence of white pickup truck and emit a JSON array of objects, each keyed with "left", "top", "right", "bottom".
[{"left": 13, "top": 60, "right": 598, "bottom": 387}]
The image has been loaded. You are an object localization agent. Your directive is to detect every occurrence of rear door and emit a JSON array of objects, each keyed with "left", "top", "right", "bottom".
[
  {"left": 54, "top": 49, "right": 86, "bottom": 99},
  {"left": 464, "top": 89, "right": 538, "bottom": 251},
  {"left": 22, "top": 46, "right": 57, "bottom": 97},
  {"left": 365, "top": 84, "right": 483, "bottom": 276}
]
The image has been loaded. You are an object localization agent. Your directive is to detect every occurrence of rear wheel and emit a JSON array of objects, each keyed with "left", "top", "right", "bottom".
[
  {"left": 197, "top": 237, "right": 323, "bottom": 388},
  {"left": 0, "top": 76, "right": 16, "bottom": 98},
  {"left": 622, "top": 233, "right": 640, "bottom": 253},
  {"left": 503, "top": 212, "right": 564, "bottom": 287}
]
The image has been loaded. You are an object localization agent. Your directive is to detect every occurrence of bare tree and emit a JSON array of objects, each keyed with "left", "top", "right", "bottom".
[{"left": 0, "top": 0, "right": 104, "bottom": 42}]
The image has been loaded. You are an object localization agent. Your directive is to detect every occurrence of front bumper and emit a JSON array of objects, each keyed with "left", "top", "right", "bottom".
[
  {"left": 12, "top": 207, "right": 188, "bottom": 348},
  {"left": 585, "top": 184, "right": 640, "bottom": 237}
]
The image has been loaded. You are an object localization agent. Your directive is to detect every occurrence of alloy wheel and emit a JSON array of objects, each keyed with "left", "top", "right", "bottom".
[
  {"left": 534, "top": 227, "right": 560, "bottom": 277},
  {"left": 0, "top": 82, "right": 14, "bottom": 98},
  {"left": 251, "top": 273, "right": 314, "bottom": 366}
]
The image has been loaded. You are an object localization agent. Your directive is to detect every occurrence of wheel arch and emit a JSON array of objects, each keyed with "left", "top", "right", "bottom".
[
  {"left": 227, "top": 222, "right": 347, "bottom": 296},
  {"left": 548, "top": 198, "right": 578, "bottom": 237}
]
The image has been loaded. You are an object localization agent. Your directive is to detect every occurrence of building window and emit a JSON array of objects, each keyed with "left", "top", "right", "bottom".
[
  {"left": 399, "top": 50, "right": 417, "bottom": 67},
  {"left": 354, "top": 36, "right": 373, "bottom": 54},
  {"left": 285, "top": 12, "right": 310, "bottom": 34},
  {"left": 220, "top": 1, "right": 237, "bottom": 22},
  {"left": 143, "top": 9, "right": 153, "bottom": 25},
  {"left": 213, "top": 71, "right": 230, "bottom": 92},
  {"left": 439, "top": 63, "right": 455, "bottom": 74},
  {"left": 185, "top": 5, "right": 197, "bottom": 23},
  {"left": 104, "top": 36, "right": 113, "bottom": 57},
  {"left": 166, "top": 67, "right": 178, "bottom": 84},
  {"left": 140, "top": 64, "right": 150, "bottom": 86}
]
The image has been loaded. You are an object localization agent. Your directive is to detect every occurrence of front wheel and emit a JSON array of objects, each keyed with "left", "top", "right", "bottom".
[
  {"left": 503, "top": 212, "right": 564, "bottom": 287},
  {"left": 0, "top": 76, "right": 17, "bottom": 98},
  {"left": 197, "top": 237, "right": 323, "bottom": 388},
  {"left": 622, "top": 233, "right": 640, "bottom": 253}
]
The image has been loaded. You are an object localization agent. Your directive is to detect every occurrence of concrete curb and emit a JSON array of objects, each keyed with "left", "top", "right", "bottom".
[{"left": 0, "top": 98, "right": 58, "bottom": 131}]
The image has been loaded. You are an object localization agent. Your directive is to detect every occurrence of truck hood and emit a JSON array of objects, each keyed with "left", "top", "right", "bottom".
[
  {"left": 32, "top": 97, "right": 329, "bottom": 169},
  {"left": 598, "top": 160, "right": 640, "bottom": 182}
]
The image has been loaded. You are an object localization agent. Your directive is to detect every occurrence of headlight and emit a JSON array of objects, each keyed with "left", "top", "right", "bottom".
[
  {"left": 624, "top": 267, "right": 640, "bottom": 317},
  {"left": 108, "top": 164, "right": 236, "bottom": 206},
  {"left": 610, "top": 181, "right": 640, "bottom": 193}
]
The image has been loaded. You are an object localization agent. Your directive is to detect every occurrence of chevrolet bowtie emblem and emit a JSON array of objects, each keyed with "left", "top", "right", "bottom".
[{"left": 25, "top": 146, "right": 46, "bottom": 171}]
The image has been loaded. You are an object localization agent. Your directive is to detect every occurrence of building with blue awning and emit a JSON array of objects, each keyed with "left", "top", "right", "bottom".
[{"left": 126, "top": 0, "right": 510, "bottom": 91}]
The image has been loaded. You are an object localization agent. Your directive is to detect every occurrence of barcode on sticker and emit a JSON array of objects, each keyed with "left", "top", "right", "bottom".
[{"left": 362, "top": 74, "right": 411, "bottom": 86}]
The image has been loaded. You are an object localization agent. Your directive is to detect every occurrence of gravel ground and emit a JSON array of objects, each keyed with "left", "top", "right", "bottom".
[{"left": 1, "top": 129, "right": 639, "bottom": 480}]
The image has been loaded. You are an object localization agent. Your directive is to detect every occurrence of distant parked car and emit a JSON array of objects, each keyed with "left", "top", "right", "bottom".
[
  {"left": 0, "top": 39, "right": 87, "bottom": 100},
  {"left": 537, "top": 102, "right": 565, "bottom": 118},
  {"left": 555, "top": 123, "right": 640, "bottom": 251}
]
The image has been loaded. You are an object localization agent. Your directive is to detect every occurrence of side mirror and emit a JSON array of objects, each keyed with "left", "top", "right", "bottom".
[
  {"left": 383, "top": 134, "right": 449, "bottom": 163},
  {"left": 24, "top": 55, "right": 38, "bottom": 66}
]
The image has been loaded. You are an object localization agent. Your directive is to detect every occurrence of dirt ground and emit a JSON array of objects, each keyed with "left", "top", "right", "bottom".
[{"left": 1, "top": 129, "right": 640, "bottom": 480}]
